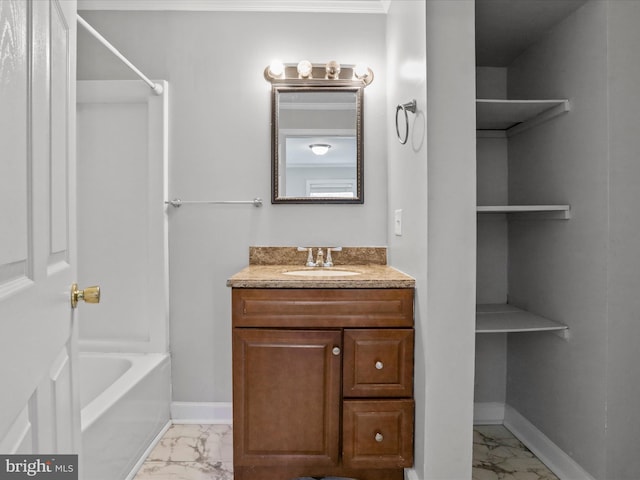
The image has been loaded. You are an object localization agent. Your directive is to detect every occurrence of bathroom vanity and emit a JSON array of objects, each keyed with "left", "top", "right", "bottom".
[{"left": 228, "top": 247, "right": 415, "bottom": 480}]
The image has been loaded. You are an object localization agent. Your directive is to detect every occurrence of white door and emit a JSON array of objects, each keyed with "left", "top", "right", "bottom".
[{"left": 0, "top": 0, "right": 80, "bottom": 455}]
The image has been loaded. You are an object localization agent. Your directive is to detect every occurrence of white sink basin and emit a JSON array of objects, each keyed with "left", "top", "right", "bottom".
[{"left": 282, "top": 269, "right": 361, "bottom": 277}]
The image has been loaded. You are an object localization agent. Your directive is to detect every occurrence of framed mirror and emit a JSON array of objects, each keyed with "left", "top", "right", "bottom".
[{"left": 266, "top": 62, "right": 373, "bottom": 204}]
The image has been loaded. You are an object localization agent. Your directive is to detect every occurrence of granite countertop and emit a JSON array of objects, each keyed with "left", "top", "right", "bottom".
[{"left": 226, "top": 247, "right": 415, "bottom": 289}]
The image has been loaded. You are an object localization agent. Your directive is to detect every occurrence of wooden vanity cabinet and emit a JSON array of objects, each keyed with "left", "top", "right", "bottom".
[{"left": 232, "top": 288, "right": 415, "bottom": 480}]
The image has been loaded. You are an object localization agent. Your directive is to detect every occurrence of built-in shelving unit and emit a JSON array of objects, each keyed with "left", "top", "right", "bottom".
[
  {"left": 476, "top": 99, "right": 572, "bottom": 219},
  {"left": 476, "top": 304, "right": 568, "bottom": 337},
  {"left": 476, "top": 98, "right": 570, "bottom": 137},
  {"left": 475, "top": 96, "right": 571, "bottom": 336}
]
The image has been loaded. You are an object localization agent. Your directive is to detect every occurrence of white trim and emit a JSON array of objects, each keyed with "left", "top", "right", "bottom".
[
  {"left": 404, "top": 468, "right": 420, "bottom": 480},
  {"left": 474, "top": 402, "right": 505, "bottom": 425},
  {"left": 504, "top": 405, "right": 596, "bottom": 480},
  {"left": 78, "top": 0, "right": 388, "bottom": 14},
  {"left": 125, "top": 420, "right": 172, "bottom": 480},
  {"left": 170, "top": 401, "right": 233, "bottom": 424}
]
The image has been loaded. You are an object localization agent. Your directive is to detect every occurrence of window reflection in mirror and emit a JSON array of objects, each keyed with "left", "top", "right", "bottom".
[{"left": 272, "top": 87, "right": 363, "bottom": 203}]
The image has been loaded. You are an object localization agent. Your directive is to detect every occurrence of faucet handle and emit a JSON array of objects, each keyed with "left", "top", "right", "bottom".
[
  {"left": 297, "top": 247, "right": 317, "bottom": 266},
  {"left": 325, "top": 249, "right": 334, "bottom": 267},
  {"left": 306, "top": 248, "right": 316, "bottom": 267},
  {"left": 324, "top": 247, "right": 341, "bottom": 267}
]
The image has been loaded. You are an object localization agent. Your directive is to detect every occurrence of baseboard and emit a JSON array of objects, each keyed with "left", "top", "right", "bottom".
[
  {"left": 404, "top": 467, "right": 420, "bottom": 480},
  {"left": 170, "top": 401, "right": 233, "bottom": 424},
  {"left": 473, "top": 402, "right": 505, "bottom": 424},
  {"left": 504, "top": 405, "right": 596, "bottom": 480}
]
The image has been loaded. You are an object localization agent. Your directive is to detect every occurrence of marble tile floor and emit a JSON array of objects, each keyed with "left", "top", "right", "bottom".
[
  {"left": 134, "top": 423, "right": 559, "bottom": 480},
  {"left": 473, "top": 425, "right": 559, "bottom": 480},
  {"left": 134, "top": 424, "right": 233, "bottom": 480}
]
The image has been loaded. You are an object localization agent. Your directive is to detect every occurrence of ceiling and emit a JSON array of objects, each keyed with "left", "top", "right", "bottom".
[
  {"left": 78, "top": 0, "right": 587, "bottom": 67},
  {"left": 476, "top": 0, "right": 588, "bottom": 66}
]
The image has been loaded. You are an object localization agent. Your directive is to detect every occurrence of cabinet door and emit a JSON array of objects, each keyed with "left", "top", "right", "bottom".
[{"left": 233, "top": 329, "right": 342, "bottom": 467}]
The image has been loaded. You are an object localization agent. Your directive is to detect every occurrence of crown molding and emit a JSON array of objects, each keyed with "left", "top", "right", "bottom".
[{"left": 77, "top": 0, "right": 390, "bottom": 14}]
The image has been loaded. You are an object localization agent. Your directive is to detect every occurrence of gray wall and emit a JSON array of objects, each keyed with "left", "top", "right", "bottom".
[
  {"left": 505, "top": 1, "right": 640, "bottom": 478},
  {"left": 602, "top": 2, "right": 640, "bottom": 478},
  {"left": 77, "top": 11, "right": 388, "bottom": 403},
  {"left": 424, "top": 2, "right": 476, "bottom": 475},
  {"left": 507, "top": 1, "right": 609, "bottom": 476},
  {"left": 386, "top": 0, "right": 476, "bottom": 477}
]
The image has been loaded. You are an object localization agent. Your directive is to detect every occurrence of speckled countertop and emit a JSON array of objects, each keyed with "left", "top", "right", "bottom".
[{"left": 226, "top": 247, "right": 415, "bottom": 289}]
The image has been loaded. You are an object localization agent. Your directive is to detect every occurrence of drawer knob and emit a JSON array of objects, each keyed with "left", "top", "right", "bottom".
[
  {"left": 332, "top": 346, "right": 341, "bottom": 356},
  {"left": 375, "top": 361, "right": 384, "bottom": 370},
  {"left": 375, "top": 432, "right": 384, "bottom": 442}
]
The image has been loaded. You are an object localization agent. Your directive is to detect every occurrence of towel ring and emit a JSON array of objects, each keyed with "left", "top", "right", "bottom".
[{"left": 395, "top": 99, "right": 417, "bottom": 145}]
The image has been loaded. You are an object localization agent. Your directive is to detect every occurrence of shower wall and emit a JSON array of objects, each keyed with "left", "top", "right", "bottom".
[{"left": 77, "top": 80, "right": 169, "bottom": 353}]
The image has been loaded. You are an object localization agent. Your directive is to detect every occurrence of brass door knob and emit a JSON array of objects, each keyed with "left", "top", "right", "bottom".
[{"left": 71, "top": 283, "right": 101, "bottom": 309}]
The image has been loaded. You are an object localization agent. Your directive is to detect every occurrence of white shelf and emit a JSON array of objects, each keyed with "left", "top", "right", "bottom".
[
  {"left": 477, "top": 205, "right": 571, "bottom": 219},
  {"left": 476, "top": 99, "right": 570, "bottom": 137},
  {"left": 476, "top": 304, "right": 568, "bottom": 337}
]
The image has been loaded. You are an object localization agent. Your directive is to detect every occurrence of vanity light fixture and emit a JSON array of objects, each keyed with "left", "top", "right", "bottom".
[
  {"left": 297, "top": 60, "right": 313, "bottom": 78},
  {"left": 264, "top": 60, "right": 374, "bottom": 86},
  {"left": 309, "top": 143, "right": 332, "bottom": 156}
]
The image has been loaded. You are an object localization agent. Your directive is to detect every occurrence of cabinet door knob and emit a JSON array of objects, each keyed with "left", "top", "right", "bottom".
[
  {"left": 375, "top": 361, "right": 384, "bottom": 370},
  {"left": 375, "top": 432, "right": 384, "bottom": 442},
  {"left": 332, "top": 346, "right": 341, "bottom": 356}
]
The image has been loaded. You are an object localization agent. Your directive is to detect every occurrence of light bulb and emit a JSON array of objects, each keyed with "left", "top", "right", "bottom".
[
  {"left": 325, "top": 61, "right": 341, "bottom": 79},
  {"left": 297, "top": 60, "right": 313, "bottom": 78},
  {"left": 268, "top": 60, "right": 284, "bottom": 78}
]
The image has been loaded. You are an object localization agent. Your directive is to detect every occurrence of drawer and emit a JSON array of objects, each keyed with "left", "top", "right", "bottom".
[
  {"left": 343, "top": 329, "right": 414, "bottom": 397},
  {"left": 342, "top": 399, "right": 414, "bottom": 469},
  {"left": 232, "top": 288, "right": 414, "bottom": 328}
]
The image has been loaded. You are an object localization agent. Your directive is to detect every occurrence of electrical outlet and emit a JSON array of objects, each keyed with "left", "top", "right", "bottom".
[{"left": 394, "top": 209, "right": 402, "bottom": 236}]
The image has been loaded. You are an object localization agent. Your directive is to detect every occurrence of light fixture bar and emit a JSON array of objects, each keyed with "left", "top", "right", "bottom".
[{"left": 264, "top": 61, "right": 374, "bottom": 86}]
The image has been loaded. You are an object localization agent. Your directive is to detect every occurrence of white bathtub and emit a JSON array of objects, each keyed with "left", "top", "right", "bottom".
[{"left": 80, "top": 352, "right": 171, "bottom": 480}]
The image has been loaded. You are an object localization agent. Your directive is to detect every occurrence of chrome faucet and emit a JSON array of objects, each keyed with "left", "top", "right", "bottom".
[{"left": 297, "top": 246, "right": 342, "bottom": 267}]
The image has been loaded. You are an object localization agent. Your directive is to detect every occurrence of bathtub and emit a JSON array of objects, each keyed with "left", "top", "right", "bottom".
[{"left": 80, "top": 352, "right": 171, "bottom": 480}]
